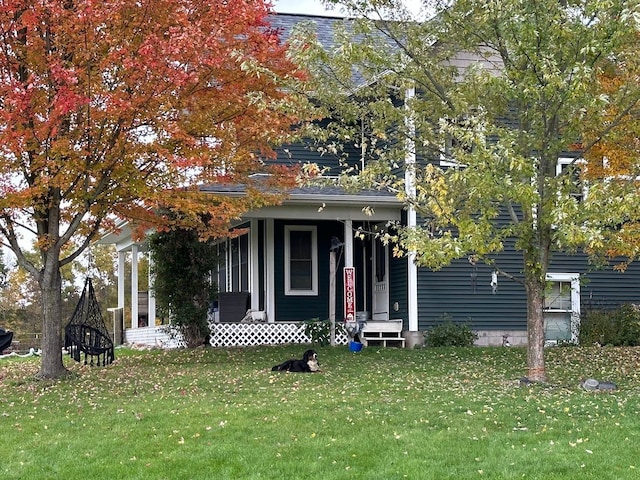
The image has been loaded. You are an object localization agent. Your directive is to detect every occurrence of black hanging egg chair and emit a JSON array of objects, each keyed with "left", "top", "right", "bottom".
[{"left": 64, "top": 277, "right": 114, "bottom": 366}]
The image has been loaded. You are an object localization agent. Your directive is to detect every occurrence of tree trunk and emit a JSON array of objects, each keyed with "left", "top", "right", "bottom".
[
  {"left": 524, "top": 274, "right": 546, "bottom": 382},
  {"left": 37, "top": 265, "right": 68, "bottom": 379}
]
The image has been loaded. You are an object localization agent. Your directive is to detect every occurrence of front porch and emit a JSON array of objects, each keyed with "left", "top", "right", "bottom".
[{"left": 99, "top": 184, "right": 422, "bottom": 349}]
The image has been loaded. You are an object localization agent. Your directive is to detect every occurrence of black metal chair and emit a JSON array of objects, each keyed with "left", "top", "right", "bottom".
[{"left": 64, "top": 278, "right": 114, "bottom": 366}]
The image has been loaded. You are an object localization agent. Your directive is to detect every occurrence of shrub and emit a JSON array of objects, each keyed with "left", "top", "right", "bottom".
[
  {"left": 580, "top": 304, "right": 640, "bottom": 346},
  {"left": 301, "top": 318, "right": 344, "bottom": 346},
  {"left": 148, "top": 228, "right": 218, "bottom": 348},
  {"left": 424, "top": 315, "right": 478, "bottom": 347}
]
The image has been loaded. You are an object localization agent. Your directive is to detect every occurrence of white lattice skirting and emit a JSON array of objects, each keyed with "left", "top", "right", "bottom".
[
  {"left": 124, "top": 324, "right": 349, "bottom": 348},
  {"left": 125, "top": 326, "right": 186, "bottom": 349},
  {"left": 209, "top": 322, "right": 349, "bottom": 347}
]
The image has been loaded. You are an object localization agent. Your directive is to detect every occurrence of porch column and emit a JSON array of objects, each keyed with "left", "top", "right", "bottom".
[
  {"left": 117, "top": 250, "right": 125, "bottom": 310},
  {"left": 148, "top": 252, "right": 156, "bottom": 327},
  {"left": 265, "top": 219, "right": 275, "bottom": 323},
  {"left": 250, "top": 219, "right": 260, "bottom": 312},
  {"left": 405, "top": 85, "right": 420, "bottom": 334},
  {"left": 131, "top": 244, "right": 139, "bottom": 329},
  {"left": 406, "top": 213, "right": 418, "bottom": 332},
  {"left": 344, "top": 219, "right": 353, "bottom": 268}
]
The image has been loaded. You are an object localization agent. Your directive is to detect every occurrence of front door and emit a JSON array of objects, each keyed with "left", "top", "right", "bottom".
[{"left": 372, "top": 238, "right": 389, "bottom": 320}]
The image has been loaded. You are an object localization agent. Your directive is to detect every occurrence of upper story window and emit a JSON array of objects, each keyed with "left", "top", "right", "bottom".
[
  {"left": 556, "top": 157, "right": 586, "bottom": 202},
  {"left": 438, "top": 114, "right": 480, "bottom": 168},
  {"left": 285, "top": 225, "right": 318, "bottom": 296}
]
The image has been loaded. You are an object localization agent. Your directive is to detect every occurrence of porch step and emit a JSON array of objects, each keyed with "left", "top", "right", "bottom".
[
  {"left": 361, "top": 319, "right": 405, "bottom": 348},
  {"left": 361, "top": 335, "right": 406, "bottom": 348}
]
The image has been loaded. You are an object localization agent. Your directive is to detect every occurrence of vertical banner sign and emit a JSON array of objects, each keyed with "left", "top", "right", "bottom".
[{"left": 344, "top": 267, "right": 356, "bottom": 322}]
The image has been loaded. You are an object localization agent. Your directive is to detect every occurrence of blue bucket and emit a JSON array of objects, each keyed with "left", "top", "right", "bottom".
[{"left": 349, "top": 341, "right": 363, "bottom": 352}]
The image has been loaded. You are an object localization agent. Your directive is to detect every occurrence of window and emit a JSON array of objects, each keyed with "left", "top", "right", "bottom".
[
  {"left": 544, "top": 273, "right": 580, "bottom": 345},
  {"left": 285, "top": 226, "right": 318, "bottom": 296},
  {"left": 214, "top": 230, "right": 250, "bottom": 293},
  {"left": 556, "top": 157, "right": 586, "bottom": 202},
  {"left": 439, "top": 113, "right": 479, "bottom": 167}
]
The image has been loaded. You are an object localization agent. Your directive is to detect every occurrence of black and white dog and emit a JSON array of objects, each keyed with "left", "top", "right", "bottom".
[{"left": 271, "top": 349, "right": 320, "bottom": 372}]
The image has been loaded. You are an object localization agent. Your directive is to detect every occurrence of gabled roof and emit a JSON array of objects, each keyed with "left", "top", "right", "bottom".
[{"left": 269, "top": 13, "right": 352, "bottom": 50}]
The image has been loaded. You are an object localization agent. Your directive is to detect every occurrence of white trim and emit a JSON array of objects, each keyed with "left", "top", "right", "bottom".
[
  {"left": 284, "top": 225, "right": 318, "bottom": 296},
  {"left": 148, "top": 255, "right": 156, "bottom": 327},
  {"left": 266, "top": 219, "right": 276, "bottom": 322},
  {"left": 117, "top": 251, "right": 125, "bottom": 310},
  {"left": 131, "top": 245, "right": 139, "bottom": 329},
  {"left": 250, "top": 219, "right": 260, "bottom": 312},
  {"left": 247, "top": 204, "right": 400, "bottom": 221},
  {"left": 224, "top": 239, "right": 231, "bottom": 291},
  {"left": 344, "top": 220, "right": 353, "bottom": 268},
  {"left": 556, "top": 157, "right": 578, "bottom": 176},
  {"left": 405, "top": 86, "right": 419, "bottom": 331}
]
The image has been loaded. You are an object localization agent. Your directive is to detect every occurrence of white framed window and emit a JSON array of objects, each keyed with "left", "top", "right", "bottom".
[
  {"left": 438, "top": 113, "right": 480, "bottom": 168},
  {"left": 285, "top": 225, "right": 318, "bottom": 296},
  {"left": 544, "top": 273, "right": 580, "bottom": 345},
  {"left": 556, "top": 157, "right": 587, "bottom": 202},
  {"left": 214, "top": 231, "right": 250, "bottom": 294}
]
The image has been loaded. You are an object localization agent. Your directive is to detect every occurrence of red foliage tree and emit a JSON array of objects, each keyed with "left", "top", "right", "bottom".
[{"left": 0, "top": 0, "right": 306, "bottom": 378}]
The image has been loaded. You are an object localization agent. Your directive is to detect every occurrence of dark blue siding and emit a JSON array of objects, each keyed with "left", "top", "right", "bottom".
[
  {"left": 415, "top": 246, "right": 640, "bottom": 331},
  {"left": 274, "top": 220, "right": 345, "bottom": 322},
  {"left": 417, "top": 253, "right": 528, "bottom": 331}
]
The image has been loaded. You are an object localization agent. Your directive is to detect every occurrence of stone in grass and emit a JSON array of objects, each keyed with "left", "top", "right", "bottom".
[{"left": 580, "top": 378, "right": 617, "bottom": 392}]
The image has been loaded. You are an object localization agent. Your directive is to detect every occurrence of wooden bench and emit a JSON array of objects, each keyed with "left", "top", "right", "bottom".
[{"left": 361, "top": 319, "right": 405, "bottom": 348}]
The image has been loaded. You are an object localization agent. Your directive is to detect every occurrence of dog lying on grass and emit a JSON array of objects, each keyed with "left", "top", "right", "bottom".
[{"left": 271, "top": 349, "right": 320, "bottom": 372}]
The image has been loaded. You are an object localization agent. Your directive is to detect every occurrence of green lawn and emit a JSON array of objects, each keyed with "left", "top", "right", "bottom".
[{"left": 2, "top": 345, "right": 640, "bottom": 479}]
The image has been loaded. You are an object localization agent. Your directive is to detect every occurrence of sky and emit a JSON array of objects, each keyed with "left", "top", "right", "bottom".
[
  {"left": 273, "top": 0, "right": 427, "bottom": 18},
  {"left": 274, "top": 0, "right": 341, "bottom": 16}
]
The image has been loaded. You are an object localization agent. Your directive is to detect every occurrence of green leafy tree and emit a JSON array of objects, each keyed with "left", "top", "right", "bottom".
[
  {"left": 296, "top": 0, "right": 640, "bottom": 381},
  {"left": 148, "top": 229, "right": 219, "bottom": 347}
]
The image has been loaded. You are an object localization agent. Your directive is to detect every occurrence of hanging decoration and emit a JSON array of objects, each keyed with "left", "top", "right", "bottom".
[
  {"left": 491, "top": 271, "right": 499, "bottom": 294},
  {"left": 468, "top": 255, "right": 478, "bottom": 293}
]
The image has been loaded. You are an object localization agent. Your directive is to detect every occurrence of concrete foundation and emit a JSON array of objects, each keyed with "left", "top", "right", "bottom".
[
  {"left": 474, "top": 330, "right": 527, "bottom": 347},
  {"left": 403, "top": 330, "right": 425, "bottom": 349}
]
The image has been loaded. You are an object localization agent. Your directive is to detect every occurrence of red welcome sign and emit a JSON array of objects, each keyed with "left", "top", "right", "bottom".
[{"left": 344, "top": 267, "right": 356, "bottom": 322}]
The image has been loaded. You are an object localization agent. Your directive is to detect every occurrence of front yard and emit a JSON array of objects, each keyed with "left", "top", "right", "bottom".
[{"left": 1, "top": 344, "right": 639, "bottom": 479}]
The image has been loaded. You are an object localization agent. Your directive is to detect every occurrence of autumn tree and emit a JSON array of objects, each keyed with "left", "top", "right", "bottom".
[
  {"left": 297, "top": 0, "right": 640, "bottom": 381},
  {"left": 0, "top": 0, "right": 307, "bottom": 378},
  {"left": 579, "top": 31, "right": 640, "bottom": 263}
]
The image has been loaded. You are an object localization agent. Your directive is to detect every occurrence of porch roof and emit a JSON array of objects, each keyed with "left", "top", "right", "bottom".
[
  {"left": 98, "top": 181, "right": 402, "bottom": 249},
  {"left": 200, "top": 181, "right": 403, "bottom": 222},
  {"left": 199, "top": 181, "right": 400, "bottom": 204}
]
